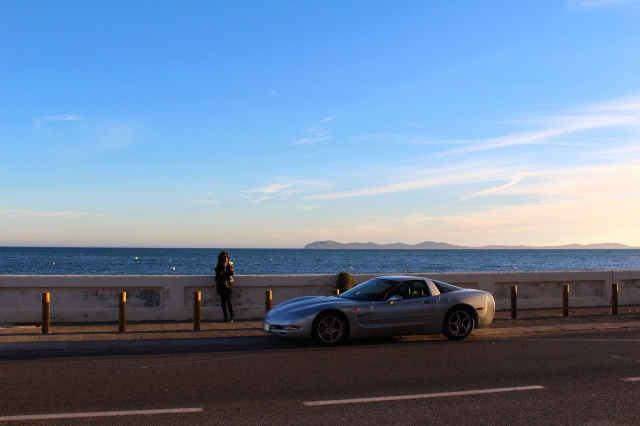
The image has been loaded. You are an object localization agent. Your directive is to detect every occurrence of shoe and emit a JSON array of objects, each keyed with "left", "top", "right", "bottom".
[
  {"left": 229, "top": 317, "right": 234, "bottom": 323},
  {"left": 223, "top": 317, "right": 228, "bottom": 323}
]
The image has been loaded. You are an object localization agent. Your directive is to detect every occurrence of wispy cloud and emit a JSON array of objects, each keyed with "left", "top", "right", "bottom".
[
  {"left": 93, "top": 120, "right": 140, "bottom": 150},
  {"left": 32, "top": 113, "right": 144, "bottom": 152},
  {"left": 294, "top": 130, "right": 331, "bottom": 146},
  {"left": 506, "top": 158, "right": 640, "bottom": 200},
  {"left": 460, "top": 174, "right": 525, "bottom": 200},
  {"left": 353, "top": 133, "right": 450, "bottom": 146},
  {"left": 0, "top": 208, "right": 103, "bottom": 220},
  {"left": 245, "top": 178, "right": 330, "bottom": 203},
  {"left": 433, "top": 112, "right": 639, "bottom": 158},
  {"left": 398, "top": 184, "right": 640, "bottom": 246},
  {"left": 584, "top": 94, "right": 640, "bottom": 112},
  {"left": 322, "top": 155, "right": 640, "bottom": 244},
  {"left": 293, "top": 117, "right": 335, "bottom": 145},
  {"left": 569, "top": 0, "right": 638, "bottom": 9},
  {"left": 196, "top": 199, "right": 220, "bottom": 205},
  {"left": 358, "top": 95, "right": 640, "bottom": 156},
  {"left": 302, "top": 165, "right": 521, "bottom": 200},
  {"left": 244, "top": 183, "right": 291, "bottom": 204},
  {"left": 247, "top": 183, "right": 300, "bottom": 195},
  {"left": 300, "top": 95, "right": 640, "bottom": 201},
  {"left": 192, "top": 193, "right": 221, "bottom": 205},
  {"left": 33, "top": 114, "right": 83, "bottom": 133}
]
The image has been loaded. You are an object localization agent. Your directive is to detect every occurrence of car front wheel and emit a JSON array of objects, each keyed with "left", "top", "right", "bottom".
[
  {"left": 312, "top": 312, "right": 348, "bottom": 345},
  {"left": 442, "top": 307, "right": 474, "bottom": 340}
]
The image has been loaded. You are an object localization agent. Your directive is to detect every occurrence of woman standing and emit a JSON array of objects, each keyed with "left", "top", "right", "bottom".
[{"left": 214, "top": 251, "right": 235, "bottom": 322}]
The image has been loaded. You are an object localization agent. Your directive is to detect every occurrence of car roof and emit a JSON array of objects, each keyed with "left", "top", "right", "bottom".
[{"left": 377, "top": 275, "right": 427, "bottom": 282}]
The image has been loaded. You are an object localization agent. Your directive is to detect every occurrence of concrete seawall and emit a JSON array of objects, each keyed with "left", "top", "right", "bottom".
[{"left": 1, "top": 271, "right": 639, "bottom": 323}]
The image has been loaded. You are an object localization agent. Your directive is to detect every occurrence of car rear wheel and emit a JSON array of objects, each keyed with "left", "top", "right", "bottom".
[
  {"left": 442, "top": 307, "right": 474, "bottom": 340},
  {"left": 312, "top": 312, "right": 348, "bottom": 345}
]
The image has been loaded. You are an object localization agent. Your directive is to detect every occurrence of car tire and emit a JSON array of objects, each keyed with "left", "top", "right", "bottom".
[
  {"left": 312, "top": 312, "right": 349, "bottom": 346},
  {"left": 442, "top": 307, "right": 474, "bottom": 340}
]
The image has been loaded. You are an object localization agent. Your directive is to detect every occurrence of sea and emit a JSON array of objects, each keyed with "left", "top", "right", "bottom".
[{"left": 1, "top": 247, "right": 639, "bottom": 276}]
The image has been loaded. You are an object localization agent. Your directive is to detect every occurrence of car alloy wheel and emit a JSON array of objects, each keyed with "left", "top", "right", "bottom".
[
  {"left": 313, "top": 313, "right": 347, "bottom": 345},
  {"left": 443, "top": 308, "right": 474, "bottom": 340}
]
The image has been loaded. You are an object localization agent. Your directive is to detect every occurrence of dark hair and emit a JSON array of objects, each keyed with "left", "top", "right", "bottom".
[{"left": 217, "top": 251, "right": 229, "bottom": 265}]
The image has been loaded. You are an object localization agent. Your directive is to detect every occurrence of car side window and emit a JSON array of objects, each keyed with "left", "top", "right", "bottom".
[
  {"left": 387, "top": 282, "right": 410, "bottom": 300},
  {"left": 386, "top": 281, "right": 432, "bottom": 300},
  {"left": 409, "top": 280, "right": 431, "bottom": 298}
]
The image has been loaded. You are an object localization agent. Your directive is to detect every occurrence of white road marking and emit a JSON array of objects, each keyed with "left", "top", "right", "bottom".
[
  {"left": 303, "top": 385, "right": 545, "bottom": 406},
  {"left": 621, "top": 377, "right": 640, "bottom": 382},
  {"left": 0, "top": 408, "right": 203, "bottom": 422}
]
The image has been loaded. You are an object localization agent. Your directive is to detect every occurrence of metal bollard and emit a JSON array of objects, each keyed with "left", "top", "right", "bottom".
[
  {"left": 510, "top": 285, "right": 518, "bottom": 319},
  {"left": 194, "top": 291, "right": 201, "bottom": 331},
  {"left": 265, "top": 290, "right": 272, "bottom": 313},
  {"left": 42, "top": 292, "right": 50, "bottom": 334},
  {"left": 612, "top": 283, "right": 619, "bottom": 315},
  {"left": 119, "top": 292, "right": 126, "bottom": 332},
  {"left": 332, "top": 289, "right": 340, "bottom": 296},
  {"left": 562, "top": 284, "right": 570, "bottom": 317}
]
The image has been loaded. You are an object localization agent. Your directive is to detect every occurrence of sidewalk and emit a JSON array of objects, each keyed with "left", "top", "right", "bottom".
[
  {"left": 2, "top": 306, "right": 640, "bottom": 353},
  {"left": 479, "top": 305, "right": 640, "bottom": 336}
]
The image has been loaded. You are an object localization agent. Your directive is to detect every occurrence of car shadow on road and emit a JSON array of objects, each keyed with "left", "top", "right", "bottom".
[{"left": 1, "top": 331, "right": 468, "bottom": 362}]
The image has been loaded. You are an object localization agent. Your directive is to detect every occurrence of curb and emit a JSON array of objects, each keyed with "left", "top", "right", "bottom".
[
  {"left": 3, "top": 321, "right": 640, "bottom": 355},
  {"left": 475, "top": 321, "right": 640, "bottom": 336}
]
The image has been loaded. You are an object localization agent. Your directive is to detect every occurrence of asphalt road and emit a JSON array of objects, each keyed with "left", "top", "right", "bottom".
[{"left": 1, "top": 329, "right": 640, "bottom": 425}]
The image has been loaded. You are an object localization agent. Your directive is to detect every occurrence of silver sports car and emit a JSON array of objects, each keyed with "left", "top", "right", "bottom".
[{"left": 263, "top": 276, "right": 495, "bottom": 345}]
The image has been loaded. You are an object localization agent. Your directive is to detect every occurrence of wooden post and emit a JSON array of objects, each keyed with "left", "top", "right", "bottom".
[
  {"left": 118, "top": 292, "right": 126, "bottom": 332},
  {"left": 42, "top": 292, "right": 50, "bottom": 334},
  {"left": 194, "top": 291, "right": 201, "bottom": 330},
  {"left": 510, "top": 285, "right": 518, "bottom": 319},
  {"left": 612, "top": 283, "right": 619, "bottom": 315},
  {"left": 562, "top": 284, "right": 570, "bottom": 317},
  {"left": 265, "top": 290, "right": 272, "bottom": 313}
]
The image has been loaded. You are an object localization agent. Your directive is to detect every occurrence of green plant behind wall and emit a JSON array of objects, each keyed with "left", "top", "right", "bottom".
[{"left": 335, "top": 271, "right": 355, "bottom": 293}]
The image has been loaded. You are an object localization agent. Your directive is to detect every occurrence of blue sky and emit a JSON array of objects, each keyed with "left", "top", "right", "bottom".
[{"left": 1, "top": 0, "right": 639, "bottom": 248}]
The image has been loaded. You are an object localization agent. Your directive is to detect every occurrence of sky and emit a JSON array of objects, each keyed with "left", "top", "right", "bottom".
[{"left": 1, "top": 0, "right": 640, "bottom": 249}]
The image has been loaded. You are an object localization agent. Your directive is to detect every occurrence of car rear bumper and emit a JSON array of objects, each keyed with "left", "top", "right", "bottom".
[{"left": 477, "top": 294, "right": 496, "bottom": 328}]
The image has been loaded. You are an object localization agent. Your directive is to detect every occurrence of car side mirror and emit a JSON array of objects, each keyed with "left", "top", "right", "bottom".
[{"left": 387, "top": 295, "right": 402, "bottom": 304}]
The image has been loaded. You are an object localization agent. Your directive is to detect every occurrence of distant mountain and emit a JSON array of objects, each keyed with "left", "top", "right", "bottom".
[{"left": 303, "top": 240, "right": 638, "bottom": 250}]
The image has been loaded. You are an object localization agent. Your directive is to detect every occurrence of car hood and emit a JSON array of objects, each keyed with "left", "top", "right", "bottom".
[{"left": 272, "top": 295, "right": 355, "bottom": 314}]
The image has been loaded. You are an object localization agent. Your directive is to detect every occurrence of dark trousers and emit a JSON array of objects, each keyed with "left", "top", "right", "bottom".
[{"left": 220, "top": 292, "right": 234, "bottom": 320}]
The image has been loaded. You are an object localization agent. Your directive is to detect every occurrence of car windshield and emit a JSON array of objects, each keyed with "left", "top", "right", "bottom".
[
  {"left": 432, "top": 280, "right": 461, "bottom": 293},
  {"left": 339, "top": 278, "right": 398, "bottom": 301}
]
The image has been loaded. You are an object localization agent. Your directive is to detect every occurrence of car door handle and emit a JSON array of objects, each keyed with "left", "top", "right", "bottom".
[{"left": 423, "top": 300, "right": 431, "bottom": 304}]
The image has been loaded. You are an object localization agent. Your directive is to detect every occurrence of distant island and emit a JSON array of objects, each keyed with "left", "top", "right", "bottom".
[{"left": 304, "top": 240, "right": 639, "bottom": 250}]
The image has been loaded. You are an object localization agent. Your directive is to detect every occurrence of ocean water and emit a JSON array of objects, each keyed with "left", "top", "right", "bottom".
[{"left": 1, "top": 247, "right": 639, "bottom": 275}]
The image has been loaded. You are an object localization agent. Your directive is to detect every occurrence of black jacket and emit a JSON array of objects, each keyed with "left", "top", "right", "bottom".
[{"left": 215, "top": 262, "right": 234, "bottom": 295}]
